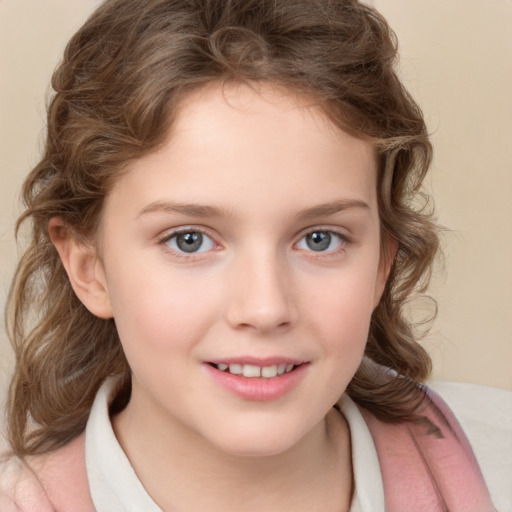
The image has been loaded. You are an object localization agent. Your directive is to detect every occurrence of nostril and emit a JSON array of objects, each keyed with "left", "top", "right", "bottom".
[{"left": 235, "top": 319, "right": 292, "bottom": 334}]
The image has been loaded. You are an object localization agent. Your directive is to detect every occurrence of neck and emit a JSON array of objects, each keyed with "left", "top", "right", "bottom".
[{"left": 112, "top": 391, "right": 353, "bottom": 512}]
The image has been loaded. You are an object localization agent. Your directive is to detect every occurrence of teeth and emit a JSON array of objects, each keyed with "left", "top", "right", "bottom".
[
  {"left": 228, "top": 363, "right": 242, "bottom": 375},
  {"left": 261, "top": 365, "right": 278, "bottom": 378},
  {"left": 216, "top": 363, "right": 297, "bottom": 378},
  {"left": 242, "top": 365, "right": 261, "bottom": 378}
]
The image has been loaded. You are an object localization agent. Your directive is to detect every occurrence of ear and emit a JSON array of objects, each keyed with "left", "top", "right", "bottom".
[
  {"left": 373, "top": 235, "right": 398, "bottom": 308},
  {"left": 48, "top": 217, "right": 113, "bottom": 319}
]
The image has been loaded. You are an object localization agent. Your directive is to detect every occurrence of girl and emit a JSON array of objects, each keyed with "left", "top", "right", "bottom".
[{"left": 0, "top": 0, "right": 507, "bottom": 510}]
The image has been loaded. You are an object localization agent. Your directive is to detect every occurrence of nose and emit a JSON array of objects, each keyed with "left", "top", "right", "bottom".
[{"left": 225, "top": 249, "right": 296, "bottom": 334}]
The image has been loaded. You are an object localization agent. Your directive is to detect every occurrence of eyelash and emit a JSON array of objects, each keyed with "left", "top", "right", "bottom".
[
  {"left": 158, "top": 227, "right": 219, "bottom": 259},
  {"left": 157, "top": 227, "right": 351, "bottom": 258},
  {"left": 295, "top": 228, "right": 351, "bottom": 255}
]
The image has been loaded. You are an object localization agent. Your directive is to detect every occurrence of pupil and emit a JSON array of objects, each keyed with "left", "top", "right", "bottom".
[
  {"left": 177, "top": 232, "right": 203, "bottom": 252},
  {"left": 306, "top": 232, "right": 331, "bottom": 251}
]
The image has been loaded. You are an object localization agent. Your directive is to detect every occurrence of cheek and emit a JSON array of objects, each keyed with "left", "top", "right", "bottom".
[
  {"left": 304, "top": 264, "right": 379, "bottom": 353},
  {"left": 321, "top": 290, "right": 373, "bottom": 353},
  {"left": 106, "top": 265, "right": 219, "bottom": 360}
]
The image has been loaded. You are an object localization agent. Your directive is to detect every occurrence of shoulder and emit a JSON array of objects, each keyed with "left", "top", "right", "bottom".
[
  {"left": 0, "top": 433, "right": 95, "bottom": 512},
  {"left": 428, "top": 381, "right": 512, "bottom": 512},
  {"left": 354, "top": 378, "right": 506, "bottom": 511}
]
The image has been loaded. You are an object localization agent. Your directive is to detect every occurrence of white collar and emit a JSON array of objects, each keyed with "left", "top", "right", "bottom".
[
  {"left": 86, "top": 378, "right": 161, "bottom": 511},
  {"left": 339, "top": 394, "right": 385, "bottom": 512}
]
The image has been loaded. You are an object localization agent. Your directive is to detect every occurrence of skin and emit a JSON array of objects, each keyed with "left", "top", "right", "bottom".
[{"left": 51, "top": 82, "right": 392, "bottom": 511}]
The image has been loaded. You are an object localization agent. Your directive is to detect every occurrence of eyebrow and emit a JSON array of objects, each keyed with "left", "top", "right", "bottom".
[
  {"left": 136, "top": 201, "right": 231, "bottom": 219},
  {"left": 296, "top": 199, "right": 370, "bottom": 220},
  {"left": 136, "top": 198, "right": 370, "bottom": 220}
]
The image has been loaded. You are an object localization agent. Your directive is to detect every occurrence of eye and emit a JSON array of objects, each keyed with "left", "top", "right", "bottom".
[
  {"left": 296, "top": 230, "right": 345, "bottom": 253},
  {"left": 164, "top": 230, "right": 216, "bottom": 254}
]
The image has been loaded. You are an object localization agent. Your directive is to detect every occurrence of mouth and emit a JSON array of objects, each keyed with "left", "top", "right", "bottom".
[
  {"left": 205, "top": 360, "right": 309, "bottom": 401},
  {"left": 208, "top": 362, "right": 301, "bottom": 378}
]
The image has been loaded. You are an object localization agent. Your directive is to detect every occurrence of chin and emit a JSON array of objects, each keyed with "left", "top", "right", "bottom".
[
  {"left": 217, "top": 437, "right": 299, "bottom": 459},
  {"left": 204, "top": 419, "right": 314, "bottom": 459}
]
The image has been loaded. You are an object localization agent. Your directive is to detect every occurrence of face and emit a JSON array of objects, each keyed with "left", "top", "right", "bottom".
[{"left": 97, "top": 83, "right": 388, "bottom": 457}]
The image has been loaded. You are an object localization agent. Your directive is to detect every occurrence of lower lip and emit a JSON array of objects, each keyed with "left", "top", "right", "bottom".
[{"left": 204, "top": 363, "right": 309, "bottom": 401}]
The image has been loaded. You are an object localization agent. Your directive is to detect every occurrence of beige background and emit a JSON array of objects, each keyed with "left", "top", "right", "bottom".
[{"left": 1, "top": 0, "right": 511, "bottom": 397}]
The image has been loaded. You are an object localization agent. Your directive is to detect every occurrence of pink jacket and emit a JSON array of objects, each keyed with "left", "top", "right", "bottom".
[{"left": 0, "top": 386, "right": 495, "bottom": 511}]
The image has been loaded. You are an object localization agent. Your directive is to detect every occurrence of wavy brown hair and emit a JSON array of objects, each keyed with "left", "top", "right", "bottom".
[{"left": 5, "top": 0, "right": 439, "bottom": 456}]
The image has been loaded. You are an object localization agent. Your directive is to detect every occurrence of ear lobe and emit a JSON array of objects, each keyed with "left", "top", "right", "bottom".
[
  {"left": 373, "top": 236, "right": 398, "bottom": 308},
  {"left": 48, "top": 217, "right": 113, "bottom": 319}
]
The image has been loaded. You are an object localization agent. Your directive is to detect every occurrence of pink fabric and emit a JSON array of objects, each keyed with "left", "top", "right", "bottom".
[
  {"left": 0, "top": 433, "right": 94, "bottom": 511},
  {"left": 359, "top": 386, "right": 496, "bottom": 512}
]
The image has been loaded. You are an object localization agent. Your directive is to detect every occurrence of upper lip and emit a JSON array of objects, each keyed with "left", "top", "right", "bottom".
[{"left": 206, "top": 356, "right": 307, "bottom": 366}]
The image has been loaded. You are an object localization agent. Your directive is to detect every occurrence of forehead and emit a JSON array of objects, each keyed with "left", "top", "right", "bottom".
[
  {"left": 171, "top": 81, "right": 375, "bottom": 169},
  {"left": 104, "top": 82, "right": 378, "bottom": 221}
]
